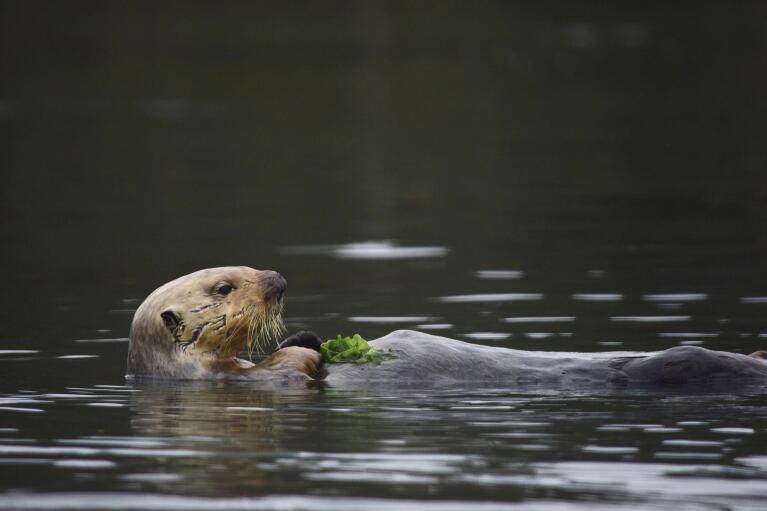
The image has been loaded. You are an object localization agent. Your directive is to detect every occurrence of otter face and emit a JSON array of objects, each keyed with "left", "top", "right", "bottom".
[
  {"left": 128, "top": 267, "right": 288, "bottom": 376},
  {"left": 158, "top": 269, "right": 286, "bottom": 358}
]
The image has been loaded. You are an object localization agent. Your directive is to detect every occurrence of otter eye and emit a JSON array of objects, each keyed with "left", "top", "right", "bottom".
[{"left": 215, "top": 283, "right": 234, "bottom": 296}]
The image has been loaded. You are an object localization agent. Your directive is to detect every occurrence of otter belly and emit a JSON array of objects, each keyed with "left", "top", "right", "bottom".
[{"left": 323, "top": 330, "right": 767, "bottom": 388}]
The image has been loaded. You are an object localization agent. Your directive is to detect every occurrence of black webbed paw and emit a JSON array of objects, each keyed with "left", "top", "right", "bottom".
[{"left": 278, "top": 331, "right": 322, "bottom": 353}]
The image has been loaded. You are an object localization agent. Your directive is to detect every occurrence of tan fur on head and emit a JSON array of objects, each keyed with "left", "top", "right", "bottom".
[{"left": 127, "top": 267, "right": 304, "bottom": 380}]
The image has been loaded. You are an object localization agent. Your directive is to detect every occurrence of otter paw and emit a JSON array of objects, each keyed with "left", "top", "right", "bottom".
[
  {"left": 266, "top": 347, "right": 322, "bottom": 380},
  {"left": 279, "top": 331, "right": 322, "bottom": 353}
]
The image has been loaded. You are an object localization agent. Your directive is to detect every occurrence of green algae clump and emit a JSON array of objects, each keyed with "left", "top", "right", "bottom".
[{"left": 320, "top": 334, "right": 397, "bottom": 364}]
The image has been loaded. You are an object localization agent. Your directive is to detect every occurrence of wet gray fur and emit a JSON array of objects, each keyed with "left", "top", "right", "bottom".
[{"left": 323, "top": 330, "right": 767, "bottom": 387}]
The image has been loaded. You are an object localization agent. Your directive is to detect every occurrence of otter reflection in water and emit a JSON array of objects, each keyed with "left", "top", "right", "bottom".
[{"left": 127, "top": 267, "right": 767, "bottom": 387}]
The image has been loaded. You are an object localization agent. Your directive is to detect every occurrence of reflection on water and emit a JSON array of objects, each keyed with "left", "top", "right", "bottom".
[
  {"left": 1, "top": 383, "right": 767, "bottom": 509},
  {"left": 3, "top": 246, "right": 767, "bottom": 508},
  {"left": 436, "top": 293, "right": 545, "bottom": 303},
  {"left": 282, "top": 241, "right": 450, "bottom": 260},
  {"left": 3, "top": 0, "right": 767, "bottom": 509}
]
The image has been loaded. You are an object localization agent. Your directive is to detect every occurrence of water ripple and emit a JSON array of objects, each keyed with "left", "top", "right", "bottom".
[
  {"left": 740, "top": 297, "right": 767, "bottom": 304},
  {"left": 475, "top": 271, "right": 524, "bottom": 280},
  {"left": 642, "top": 294, "right": 708, "bottom": 302},
  {"left": 609, "top": 316, "right": 691, "bottom": 323},
  {"left": 435, "top": 293, "right": 543, "bottom": 303},
  {"left": 348, "top": 316, "right": 435, "bottom": 323},
  {"left": 461, "top": 332, "right": 512, "bottom": 341},
  {"left": 281, "top": 241, "right": 449, "bottom": 260},
  {"left": 0, "top": 493, "right": 628, "bottom": 511},
  {"left": 571, "top": 293, "right": 623, "bottom": 302},
  {"left": 502, "top": 316, "right": 575, "bottom": 323}
]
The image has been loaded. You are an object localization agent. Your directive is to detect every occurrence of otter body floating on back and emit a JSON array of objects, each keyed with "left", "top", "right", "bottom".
[
  {"left": 127, "top": 267, "right": 767, "bottom": 387},
  {"left": 324, "top": 330, "right": 767, "bottom": 387}
]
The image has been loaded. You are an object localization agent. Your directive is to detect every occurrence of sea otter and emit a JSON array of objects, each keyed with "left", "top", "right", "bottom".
[
  {"left": 127, "top": 267, "right": 767, "bottom": 386},
  {"left": 126, "top": 266, "right": 320, "bottom": 382}
]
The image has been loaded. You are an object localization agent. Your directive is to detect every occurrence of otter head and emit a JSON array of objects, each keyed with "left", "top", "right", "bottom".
[{"left": 127, "top": 267, "right": 287, "bottom": 378}]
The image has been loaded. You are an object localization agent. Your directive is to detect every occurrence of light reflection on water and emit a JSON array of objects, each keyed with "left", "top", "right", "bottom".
[
  {"left": 3, "top": 1, "right": 767, "bottom": 509},
  {"left": 280, "top": 241, "right": 450, "bottom": 260},
  {"left": 2, "top": 251, "right": 767, "bottom": 509},
  {"left": 1, "top": 382, "right": 766, "bottom": 510}
]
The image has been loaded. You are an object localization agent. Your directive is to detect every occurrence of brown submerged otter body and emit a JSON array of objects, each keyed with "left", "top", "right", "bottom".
[{"left": 128, "top": 267, "right": 767, "bottom": 387}]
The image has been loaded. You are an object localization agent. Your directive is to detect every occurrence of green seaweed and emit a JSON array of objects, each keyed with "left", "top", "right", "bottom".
[{"left": 320, "top": 334, "right": 397, "bottom": 364}]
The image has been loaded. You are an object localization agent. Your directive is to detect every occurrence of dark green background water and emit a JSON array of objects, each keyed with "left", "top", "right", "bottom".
[{"left": 1, "top": 2, "right": 767, "bottom": 509}]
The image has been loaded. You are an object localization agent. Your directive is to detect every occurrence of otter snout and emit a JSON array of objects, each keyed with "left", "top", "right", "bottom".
[{"left": 262, "top": 271, "right": 287, "bottom": 301}]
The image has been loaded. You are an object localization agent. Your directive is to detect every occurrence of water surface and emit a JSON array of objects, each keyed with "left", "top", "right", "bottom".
[{"left": 2, "top": 1, "right": 767, "bottom": 510}]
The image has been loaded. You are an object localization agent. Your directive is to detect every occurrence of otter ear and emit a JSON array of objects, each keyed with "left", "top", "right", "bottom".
[{"left": 160, "top": 310, "right": 180, "bottom": 331}]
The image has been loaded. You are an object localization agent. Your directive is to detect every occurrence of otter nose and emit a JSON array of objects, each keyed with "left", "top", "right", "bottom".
[{"left": 262, "top": 271, "right": 287, "bottom": 301}]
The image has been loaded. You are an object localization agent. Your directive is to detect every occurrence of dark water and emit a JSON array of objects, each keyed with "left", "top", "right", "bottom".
[{"left": 2, "top": 1, "right": 767, "bottom": 509}]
